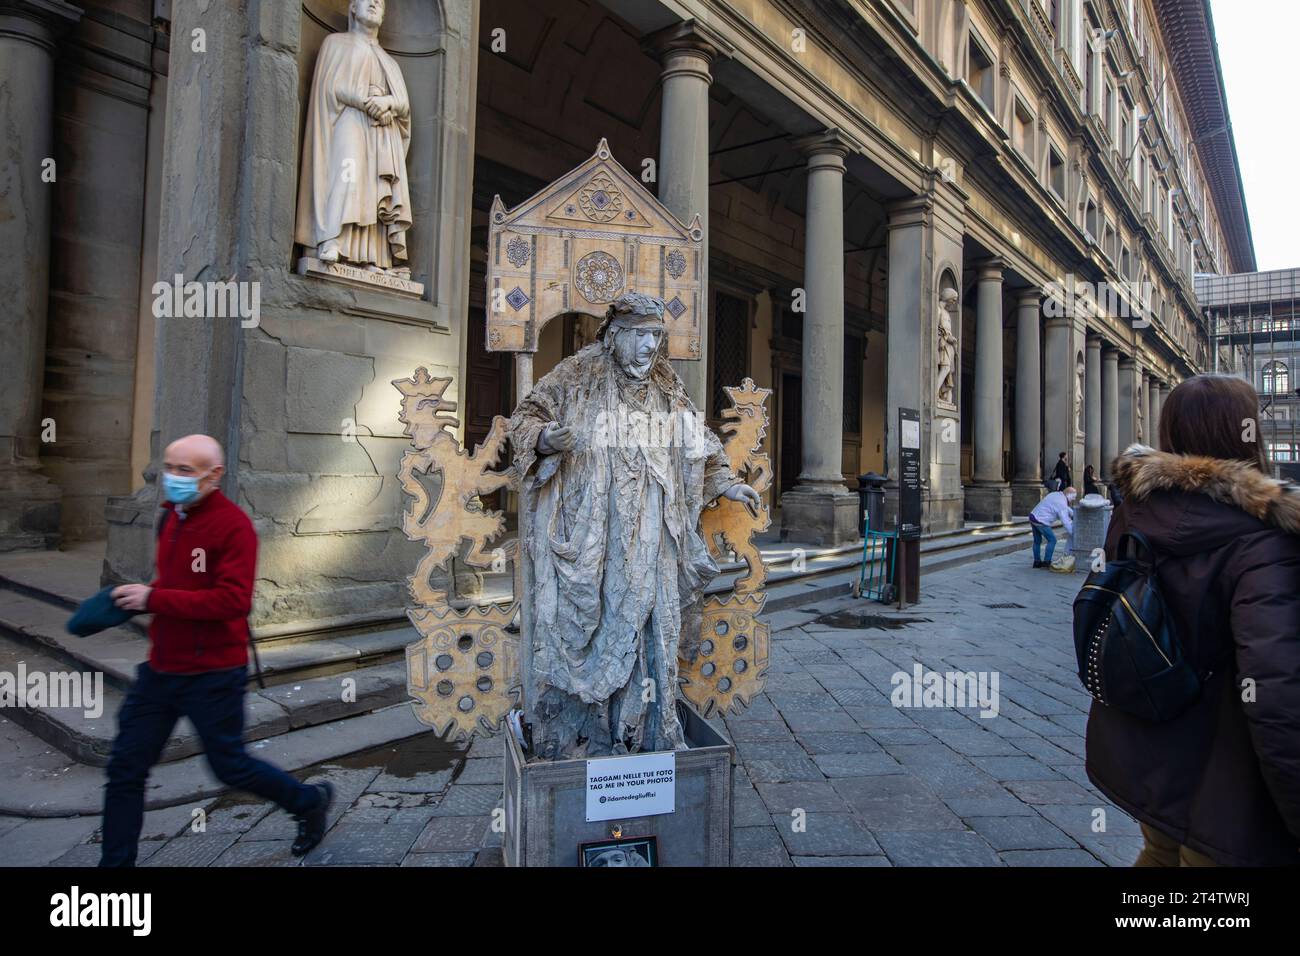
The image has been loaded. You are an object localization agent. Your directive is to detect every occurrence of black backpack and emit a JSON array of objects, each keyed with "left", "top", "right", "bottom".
[{"left": 1072, "top": 531, "right": 1201, "bottom": 721}]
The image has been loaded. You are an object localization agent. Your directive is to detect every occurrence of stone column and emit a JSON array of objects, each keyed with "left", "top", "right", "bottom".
[
  {"left": 1042, "top": 312, "right": 1079, "bottom": 485},
  {"left": 1138, "top": 374, "right": 1149, "bottom": 447},
  {"left": 1012, "top": 291, "right": 1043, "bottom": 515},
  {"left": 0, "top": 0, "right": 80, "bottom": 550},
  {"left": 1118, "top": 355, "right": 1137, "bottom": 450},
  {"left": 1154, "top": 384, "right": 1170, "bottom": 447},
  {"left": 966, "top": 260, "right": 1010, "bottom": 521},
  {"left": 1101, "top": 346, "right": 1119, "bottom": 478},
  {"left": 645, "top": 20, "right": 730, "bottom": 410},
  {"left": 778, "top": 130, "right": 857, "bottom": 545},
  {"left": 1147, "top": 377, "right": 1157, "bottom": 445},
  {"left": 1084, "top": 335, "right": 1102, "bottom": 478}
]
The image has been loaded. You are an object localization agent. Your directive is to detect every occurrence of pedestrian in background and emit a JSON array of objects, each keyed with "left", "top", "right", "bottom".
[
  {"left": 1051, "top": 451, "right": 1072, "bottom": 491},
  {"left": 1083, "top": 464, "right": 1101, "bottom": 497},
  {"left": 1087, "top": 375, "right": 1300, "bottom": 866},
  {"left": 1028, "top": 486, "right": 1076, "bottom": 568},
  {"left": 100, "top": 434, "right": 334, "bottom": 866}
]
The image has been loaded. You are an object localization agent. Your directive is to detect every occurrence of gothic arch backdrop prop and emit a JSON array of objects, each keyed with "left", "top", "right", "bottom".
[{"left": 485, "top": 139, "right": 705, "bottom": 360}]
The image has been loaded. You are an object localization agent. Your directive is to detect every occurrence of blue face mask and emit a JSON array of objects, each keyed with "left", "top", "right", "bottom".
[{"left": 161, "top": 472, "right": 204, "bottom": 506}]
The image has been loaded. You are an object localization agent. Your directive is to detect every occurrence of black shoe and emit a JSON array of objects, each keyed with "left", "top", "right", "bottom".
[
  {"left": 1032, "top": 560, "right": 1045, "bottom": 568},
  {"left": 291, "top": 782, "right": 334, "bottom": 857}
]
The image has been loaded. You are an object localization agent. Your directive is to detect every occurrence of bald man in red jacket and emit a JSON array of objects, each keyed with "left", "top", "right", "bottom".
[{"left": 100, "top": 435, "right": 334, "bottom": 866}]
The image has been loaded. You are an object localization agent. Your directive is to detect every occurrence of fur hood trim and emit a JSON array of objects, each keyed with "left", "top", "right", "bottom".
[{"left": 1112, "top": 444, "right": 1300, "bottom": 535}]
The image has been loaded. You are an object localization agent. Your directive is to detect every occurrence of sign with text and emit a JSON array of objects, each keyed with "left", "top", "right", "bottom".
[
  {"left": 899, "top": 407, "right": 922, "bottom": 540},
  {"left": 584, "top": 751, "right": 676, "bottom": 822}
]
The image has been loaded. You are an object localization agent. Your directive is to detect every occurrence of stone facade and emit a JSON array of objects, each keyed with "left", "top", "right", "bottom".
[{"left": 2, "top": 0, "right": 1251, "bottom": 635}]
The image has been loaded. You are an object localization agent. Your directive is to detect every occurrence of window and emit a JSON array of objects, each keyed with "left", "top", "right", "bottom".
[
  {"left": 1047, "top": 145, "right": 1066, "bottom": 199},
  {"left": 844, "top": 333, "right": 862, "bottom": 433},
  {"left": 1104, "top": 83, "right": 1114, "bottom": 133},
  {"left": 1120, "top": 245, "right": 1131, "bottom": 280},
  {"left": 1262, "top": 361, "right": 1290, "bottom": 396},
  {"left": 711, "top": 291, "right": 750, "bottom": 418},
  {"left": 967, "top": 34, "right": 995, "bottom": 109},
  {"left": 1085, "top": 38, "right": 1095, "bottom": 111},
  {"left": 1103, "top": 222, "right": 1116, "bottom": 262},
  {"left": 1267, "top": 441, "right": 1296, "bottom": 463},
  {"left": 1013, "top": 99, "right": 1035, "bottom": 158},
  {"left": 1085, "top": 199, "right": 1098, "bottom": 239}
]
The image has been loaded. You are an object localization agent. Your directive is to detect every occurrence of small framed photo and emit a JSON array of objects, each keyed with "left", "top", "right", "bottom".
[{"left": 578, "top": 835, "right": 658, "bottom": 868}]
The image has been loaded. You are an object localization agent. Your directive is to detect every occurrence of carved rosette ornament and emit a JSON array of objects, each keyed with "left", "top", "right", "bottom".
[
  {"left": 578, "top": 174, "right": 623, "bottom": 222},
  {"left": 506, "top": 235, "right": 530, "bottom": 268},
  {"left": 666, "top": 250, "right": 687, "bottom": 278},
  {"left": 574, "top": 250, "right": 624, "bottom": 303}
]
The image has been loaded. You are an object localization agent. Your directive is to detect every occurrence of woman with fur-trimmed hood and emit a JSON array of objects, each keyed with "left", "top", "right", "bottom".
[{"left": 1088, "top": 374, "right": 1300, "bottom": 866}]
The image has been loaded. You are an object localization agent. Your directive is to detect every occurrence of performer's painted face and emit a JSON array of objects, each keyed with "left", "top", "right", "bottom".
[{"left": 611, "top": 327, "right": 662, "bottom": 379}]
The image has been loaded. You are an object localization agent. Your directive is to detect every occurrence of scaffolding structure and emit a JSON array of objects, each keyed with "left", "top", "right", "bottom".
[{"left": 1198, "top": 268, "right": 1300, "bottom": 480}]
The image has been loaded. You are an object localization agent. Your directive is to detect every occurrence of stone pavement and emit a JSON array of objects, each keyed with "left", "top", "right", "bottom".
[{"left": 2, "top": 546, "right": 1142, "bottom": 867}]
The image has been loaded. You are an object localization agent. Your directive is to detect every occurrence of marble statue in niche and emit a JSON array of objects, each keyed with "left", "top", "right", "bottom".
[
  {"left": 508, "top": 293, "right": 760, "bottom": 760},
  {"left": 936, "top": 286, "right": 959, "bottom": 408},
  {"left": 1076, "top": 355, "right": 1085, "bottom": 436},
  {"left": 1136, "top": 383, "right": 1145, "bottom": 441},
  {"left": 295, "top": 0, "right": 413, "bottom": 277}
]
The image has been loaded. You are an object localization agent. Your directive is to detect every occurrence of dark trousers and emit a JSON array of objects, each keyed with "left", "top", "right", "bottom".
[{"left": 100, "top": 662, "right": 317, "bottom": 867}]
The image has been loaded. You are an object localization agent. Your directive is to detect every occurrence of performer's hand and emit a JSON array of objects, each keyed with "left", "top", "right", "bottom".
[
  {"left": 537, "top": 422, "right": 575, "bottom": 455},
  {"left": 112, "top": 584, "right": 152, "bottom": 612},
  {"left": 723, "top": 483, "right": 761, "bottom": 517}
]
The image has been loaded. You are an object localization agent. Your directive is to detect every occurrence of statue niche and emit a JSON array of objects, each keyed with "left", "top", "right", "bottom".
[{"left": 295, "top": 0, "right": 424, "bottom": 296}]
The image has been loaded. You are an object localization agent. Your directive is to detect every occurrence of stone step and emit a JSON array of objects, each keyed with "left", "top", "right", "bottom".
[
  {"left": 0, "top": 582, "right": 417, "bottom": 687},
  {"left": 0, "top": 699, "right": 430, "bottom": 818},
  {"left": 451, "top": 519, "right": 1036, "bottom": 607},
  {"left": 760, "top": 529, "right": 1034, "bottom": 612},
  {"left": 0, "top": 584, "right": 417, "bottom": 767},
  {"left": 0, "top": 623, "right": 411, "bottom": 767}
]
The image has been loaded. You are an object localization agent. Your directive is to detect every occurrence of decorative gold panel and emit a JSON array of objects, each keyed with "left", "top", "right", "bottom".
[{"left": 485, "top": 138, "right": 705, "bottom": 360}]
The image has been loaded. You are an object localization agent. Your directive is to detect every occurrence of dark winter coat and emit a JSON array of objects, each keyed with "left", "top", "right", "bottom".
[{"left": 1086, "top": 444, "right": 1300, "bottom": 866}]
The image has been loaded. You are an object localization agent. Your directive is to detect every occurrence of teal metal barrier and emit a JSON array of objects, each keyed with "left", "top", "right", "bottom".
[{"left": 855, "top": 528, "right": 897, "bottom": 603}]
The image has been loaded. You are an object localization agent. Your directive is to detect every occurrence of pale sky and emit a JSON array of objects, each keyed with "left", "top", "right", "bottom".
[{"left": 1210, "top": 0, "right": 1299, "bottom": 272}]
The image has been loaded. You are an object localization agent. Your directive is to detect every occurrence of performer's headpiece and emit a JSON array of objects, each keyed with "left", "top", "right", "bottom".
[{"left": 597, "top": 292, "right": 666, "bottom": 339}]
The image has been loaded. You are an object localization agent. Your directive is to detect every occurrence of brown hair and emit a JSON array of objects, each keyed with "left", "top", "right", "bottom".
[{"left": 1158, "top": 374, "right": 1268, "bottom": 472}]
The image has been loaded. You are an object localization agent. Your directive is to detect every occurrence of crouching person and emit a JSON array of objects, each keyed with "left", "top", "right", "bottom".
[
  {"left": 99, "top": 434, "right": 333, "bottom": 866},
  {"left": 1029, "top": 486, "right": 1076, "bottom": 568}
]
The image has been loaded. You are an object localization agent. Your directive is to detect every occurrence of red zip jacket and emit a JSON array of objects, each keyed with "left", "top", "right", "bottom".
[{"left": 145, "top": 489, "right": 257, "bottom": 673}]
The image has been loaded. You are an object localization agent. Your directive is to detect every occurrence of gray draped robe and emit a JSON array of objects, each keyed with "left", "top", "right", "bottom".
[{"left": 510, "top": 343, "right": 735, "bottom": 759}]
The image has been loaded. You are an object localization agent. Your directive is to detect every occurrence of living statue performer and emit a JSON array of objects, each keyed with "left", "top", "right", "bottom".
[
  {"left": 509, "top": 293, "right": 761, "bottom": 760},
  {"left": 295, "top": 0, "right": 413, "bottom": 276}
]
